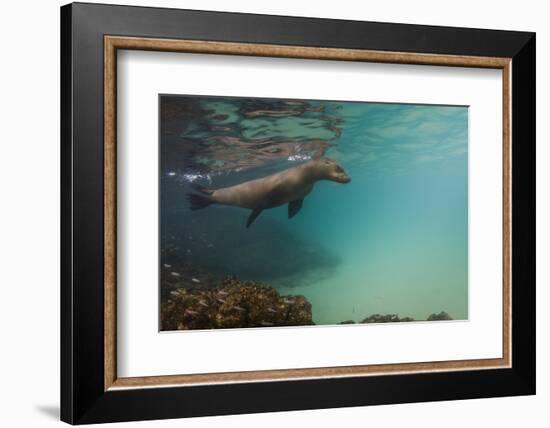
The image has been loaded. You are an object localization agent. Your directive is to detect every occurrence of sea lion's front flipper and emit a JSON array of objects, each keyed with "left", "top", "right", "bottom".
[
  {"left": 246, "top": 206, "right": 264, "bottom": 228},
  {"left": 288, "top": 199, "right": 304, "bottom": 219}
]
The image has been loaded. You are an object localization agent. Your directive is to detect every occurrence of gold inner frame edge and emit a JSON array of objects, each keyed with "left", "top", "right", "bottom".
[{"left": 104, "top": 36, "right": 512, "bottom": 391}]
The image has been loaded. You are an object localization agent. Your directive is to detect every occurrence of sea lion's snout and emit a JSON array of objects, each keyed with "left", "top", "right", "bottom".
[
  {"left": 327, "top": 161, "right": 351, "bottom": 184},
  {"left": 339, "top": 174, "right": 351, "bottom": 184},
  {"left": 333, "top": 172, "right": 350, "bottom": 183}
]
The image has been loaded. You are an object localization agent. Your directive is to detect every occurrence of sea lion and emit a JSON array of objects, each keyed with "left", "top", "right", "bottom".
[{"left": 187, "top": 157, "right": 351, "bottom": 228}]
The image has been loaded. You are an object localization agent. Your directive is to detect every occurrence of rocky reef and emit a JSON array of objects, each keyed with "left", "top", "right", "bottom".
[
  {"left": 339, "top": 312, "right": 453, "bottom": 325},
  {"left": 161, "top": 276, "right": 314, "bottom": 331},
  {"left": 338, "top": 314, "right": 415, "bottom": 324},
  {"left": 159, "top": 248, "right": 453, "bottom": 330},
  {"left": 427, "top": 311, "right": 453, "bottom": 321},
  {"left": 337, "top": 314, "right": 414, "bottom": 324},
  {"left": 360, "top": 313, "right": 415, "bottom": 323}
]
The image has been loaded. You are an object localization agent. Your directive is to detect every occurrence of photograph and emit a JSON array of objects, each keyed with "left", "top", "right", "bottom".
[
  {"left": 159, "top": 94, "right": 468, "bottom": 331},
  {"left": 53, "top": 1, "right": 535, "bottom": 425}
]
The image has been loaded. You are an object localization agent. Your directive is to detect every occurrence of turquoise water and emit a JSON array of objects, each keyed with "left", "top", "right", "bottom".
[{"left": 160, "top": 95, "right": 468, "bottom": 325}]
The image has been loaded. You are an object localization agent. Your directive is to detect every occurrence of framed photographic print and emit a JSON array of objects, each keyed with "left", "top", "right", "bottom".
[{"left": 60, "top": 2, "right": 536, "bottom": 424}]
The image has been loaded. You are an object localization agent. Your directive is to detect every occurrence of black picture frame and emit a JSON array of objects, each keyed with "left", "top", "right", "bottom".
[{"left": 61, "top": 2, "right": 535, "bottom": 424}]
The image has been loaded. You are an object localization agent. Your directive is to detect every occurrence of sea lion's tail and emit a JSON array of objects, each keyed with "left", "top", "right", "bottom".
[
  {"left": 191, "top": 183, "right": 214, "bottom": 196},
  {"left": 187, "top": 192, "right": 214, "bottom": 210},
  {"left": 187, "top": 183, "right": 215, "bottom": 210}
]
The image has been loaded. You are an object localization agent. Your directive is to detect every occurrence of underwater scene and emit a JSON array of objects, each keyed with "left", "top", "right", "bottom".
[{"left": 160, "top": 94, "right": 468, "bottom": 331}]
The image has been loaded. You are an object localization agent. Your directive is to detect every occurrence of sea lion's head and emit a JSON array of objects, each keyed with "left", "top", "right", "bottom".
[{"left": 313, "top": 158, "right": 351, "bottom": 184}]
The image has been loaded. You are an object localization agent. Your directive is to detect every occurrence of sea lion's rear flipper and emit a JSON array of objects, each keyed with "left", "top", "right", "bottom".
[
  {"left": 191, "top": 183, "right": 214, "bottom": 195},
  {"left": 288, "top": 199, "right": 304, "bottom": 219},
  {"left": 187, "top": 193, "right": 213, "bottom": 210},
  {"left": 246, "top": 206, "right": 264, "bottom": 228}
]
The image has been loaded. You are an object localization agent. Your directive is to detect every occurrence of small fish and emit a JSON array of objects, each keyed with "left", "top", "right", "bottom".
[
  {"left": 184, "top": 309, "right": 199, "bottom": 316},
  {"left": 163, "top": 264, "right": 172, "bottom": 268},
  {"left": 170, "top": 272, "right": 181, "bottom": 277},
  {"left": 217, "top": 298, "right": 227, "bottom": 304},
  {"left": 170, "top": 291, "right": 179, "bottom": 297},
  {"left": 217, "top": 290, "right": 229, "bottom": 296},
  {"left": 207, "top": 244, "right": 214, "bottom": 248},
  {"left": 283, "top": 298, "right": 294, "bottom": 304},
  {"left": 260, "top": 321, "right": 274, "bottom": 327},
  {"left": 233, "top": 306, "right": 245, "bottom": 312},
  {"left": 191, "top": 278, "right": 200, "bottom": 283},
  {"left": 267, "top": 308, "right": 277, "bottom": 313},
  {"left": 198, "top": 300, "right": 209, "bottom": 307}
]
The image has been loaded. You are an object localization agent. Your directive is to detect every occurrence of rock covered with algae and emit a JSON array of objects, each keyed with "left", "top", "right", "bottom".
[
  {"left": 161, "top": 276, "right": 314, "bottom": 331},
  {"left": 427, "top": 311, "right": 453, "bottom": 321},
  {"left": 360, "top": 314, "right": 415, "bottom": 323},
  {"left": 339, "top": 311, "right": 453, "bottom": 324}
]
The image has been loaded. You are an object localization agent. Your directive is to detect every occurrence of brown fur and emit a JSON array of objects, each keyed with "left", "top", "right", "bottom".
[{"left": 187, "top": 157, "right": 350, "bottom": 227}]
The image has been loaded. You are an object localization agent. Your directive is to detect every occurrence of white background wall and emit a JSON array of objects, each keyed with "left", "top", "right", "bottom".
[{"left": 0, "top": 0, "right": 546, "bottom": 427}]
